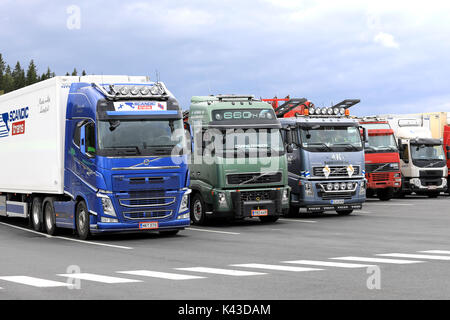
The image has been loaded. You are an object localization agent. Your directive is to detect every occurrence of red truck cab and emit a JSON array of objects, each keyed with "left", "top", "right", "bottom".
[{"left": 359, "top": 119, "right": 402, "bottom": 200}]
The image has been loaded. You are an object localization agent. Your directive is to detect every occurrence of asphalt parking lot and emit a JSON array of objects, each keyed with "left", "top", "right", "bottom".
[{"left": 1, "top": 195, "right": 450, "bottom": 300}]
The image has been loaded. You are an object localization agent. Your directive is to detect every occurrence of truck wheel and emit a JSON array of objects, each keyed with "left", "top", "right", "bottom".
[
  {"left": 288, "top": 206, "right": 299, "bottom": 217},
  {"left": 31, "top": 197, "right": 43, "bottom": 232},
  {"left": 378, "top": 188, "right": 394, "bottom": 201},
  {"left": 159, "top": 230, "right": 180, "bottom": 236},
  {"left": 191, "top": 194, "right": 207, "bottom": 225},
  {"left": 76, "top": 201, "right": 90, "bottom": 240},
  {"left": 428, "top": 192, "right": 440, "bottom": 198},
  {"left": 259, "top": 216, "right": 279, "bottom": 223},
  {"left": 44, "top": 199, "right": 57, "bottom": 236},
  {"left": 336, "top": 209, "right": 353, "bottom": 216}
]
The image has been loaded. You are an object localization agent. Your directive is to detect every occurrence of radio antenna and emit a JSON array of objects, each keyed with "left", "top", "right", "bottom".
[{"left": 155, "top": 69, "right": 160, "bottom": 83}]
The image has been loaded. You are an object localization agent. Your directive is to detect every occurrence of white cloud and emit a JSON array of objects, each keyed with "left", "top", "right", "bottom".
[{"left": 373, "top": 32, "right": 399, "bottom": 49}]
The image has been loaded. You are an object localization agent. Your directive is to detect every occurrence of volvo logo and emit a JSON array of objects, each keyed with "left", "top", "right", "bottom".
[{"left": 130, "top": 157, "right": 160, "bottom": 168}]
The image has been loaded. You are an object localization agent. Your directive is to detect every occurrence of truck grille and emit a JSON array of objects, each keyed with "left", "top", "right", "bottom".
[
  {"left": 227, "top": 172, "right": 282, "bottom": 185},
  {"left": 419, "top": 178, "right": 442, "bottom": 186},
  {"left": 123, "top": 210, "right": 172, "bottom": 220},
  {"left": 366, "top": 163, "right": 398, "bottom": 173},
  {"left": 370, "top": 173, "right": 390, "bottom": 182},
  {"left": 419, "top": 170, "right": 444, "bottom": 178},
  {"left": 239, "top": 190, "right": 272, "bottom": 202},
  {"left": 119, "top": 197, "right": 175, "bottom": 207},
  {"left": 318, "top": 191, "right": 354, "bottom": 200},
  {"left": 313, "top": 166, "right": 360, "bottom": 177}
]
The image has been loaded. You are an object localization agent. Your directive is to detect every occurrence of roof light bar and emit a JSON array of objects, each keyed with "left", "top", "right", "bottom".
[{"left": 93, "top": 82, "right": 168, "bottom": 100}]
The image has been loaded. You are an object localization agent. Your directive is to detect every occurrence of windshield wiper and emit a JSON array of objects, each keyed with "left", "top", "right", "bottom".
[
  {"left": 106, "top": 146, "right": 141, "bottom": 155},
  {"left": 334, "top": 143, "right": 359, "bottom": 151},
  {"left": 307, "top": 143, "right": 332, "bottom": 151}
]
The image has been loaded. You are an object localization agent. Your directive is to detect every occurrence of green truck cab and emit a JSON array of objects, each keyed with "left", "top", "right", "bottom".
[{"left": 185, "top": 95, "right": 290, "bottom": 225}]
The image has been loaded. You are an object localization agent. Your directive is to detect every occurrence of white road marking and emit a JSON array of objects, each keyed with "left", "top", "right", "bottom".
[
  {"left": 0, "top": 222, "right": 52, "bottom": 238},
  {"left": 358, "top": 211, "right": 372, "bottom": 214},
  {"left": 57, "top": 273, "right": 141, "bottom": 284},
  {"left": 230, "top": 263, "right": 322, "bottom": 272},
  {"left": 0, "top": 276, "right": 69, "bottom": 288},
  {"left": 278, "top": 219, "right": 317, "bottom": 223},
  {"left": 283, "top": 260, "right": 375, "bottom": 268},
  {"left": 186, "top": 227, "right": 240, "bottom": 235},
  {"left": 378, "top": 253, "right": 450, "bottom": 261},
  {"left": 366, "top": 203, "right": 412, "bottom": 206},
  {"left": 117, "top": 270, "right": 205, "bottom": 280},
  {"left": 419, "top": 250, "right": 450, "bottom": 255},
  {"left": 53, "top": 236, "right": 133, "bottom": 250},
  {"left": 0, "top": 221, "right": 132, "bottom": 250},
  {"left": 176, "top": 267, "right": 266, "bottom": 276},
  {"left": 331, "top": 256, "right": 424, "bottom": 264}
]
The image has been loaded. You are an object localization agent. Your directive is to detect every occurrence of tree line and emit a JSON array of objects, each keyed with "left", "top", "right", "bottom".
[{"left": 0, "top": 53, "right": 87, "bottom": 95}]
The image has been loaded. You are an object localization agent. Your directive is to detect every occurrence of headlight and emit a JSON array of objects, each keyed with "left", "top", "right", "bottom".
[
  {"left": 340, "top": 182, "right": 346, "bottom": 190},
  {"left": 179, "top": 192, "right": 190, "bottom": 213},
  {"left": 177, "top": 212, "right": 190, "bottom": 220},
  {"left": 410, "top": 178, "right": 421, "bottom": 187},
  {"left": 282, "top": 189, "right": 289, "bottom": 201},
  {"left": 327, "top": 108, "right": 333, "bottom": 115},
  {"left": 334, "top": 183, "right": 340, "bottom": 191},
  {"left": 321, "top": 108, "right": 327, "bottom": 115},
  {"left": 327, "top": 183, "right": 333, "bottom": 191},
  {"left": 217, "top": 192, "right": 227, "bottom": 206},
  {"left": 347, "top": 182, "right": 353, "bottom": 190},
  {"left": 359, "top": 180, "right": 366, "bottom": 195},
  {"left": 304, "top": 182, "right": 314, "bottom": 196},
  {"left": 101, "top": 217, "right": 118, "bottom": 223},
  {"left": 315, "top": 107, "right": 321, "bottom": 114},
  {"left": 150, "top": 85, "right": 160, "bottom": 95},
  {"left": 443, "top": 178, "right": 447, "bottom": 187},
  {"left": 99, "top": 195, "right": 117, "bottom": 217},
  {"left": 333, "top": 107, "right": 340, "bottom": 115},
  {"left": 309, "top": 107, "right": 315, "bottom": 115},
  {"left": 339, "top": 107, "right": 345, "bottom": 115},
  {"left": 390, "top": 163, "right": 399, "bottom": 170}
]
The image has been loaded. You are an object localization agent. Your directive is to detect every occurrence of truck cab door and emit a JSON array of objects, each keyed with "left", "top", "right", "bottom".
[{"left": 78, "top": 121, "right": 98, "bottom": 190}]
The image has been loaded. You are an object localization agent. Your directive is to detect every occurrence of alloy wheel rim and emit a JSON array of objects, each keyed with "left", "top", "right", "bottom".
[{"left": 193, "top": 200, "right": 202, "bottom": 221}]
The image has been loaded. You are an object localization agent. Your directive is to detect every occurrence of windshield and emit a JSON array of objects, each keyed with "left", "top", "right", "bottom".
[
  {"left": 299, "top": 125, "right": 363, "bottom": 152},
  {"left": 204, "top": 128, "right": 285, "bottom": 158},
  {"left": 410, "top": 144, "right": 445, "bottom": 161},
  {"left": 98, "top": 119, "right": 186, "bottom": 156},
  {"left": 365, "top": 134, "right": 398, "bottom": 153}
]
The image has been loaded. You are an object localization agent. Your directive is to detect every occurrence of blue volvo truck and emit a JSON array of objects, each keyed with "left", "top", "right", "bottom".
[
  {"left": 277, "top": 99, "right": 368, "bottom": 215},
  {"left": 0, "top": 76, "right": 191, "bottom": 239}
]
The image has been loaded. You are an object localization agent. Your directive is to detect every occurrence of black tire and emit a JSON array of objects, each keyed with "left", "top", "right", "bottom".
[
  {"left": 43, "top": 198, "right": 57, "bottom": 236},
  {"left": 259, "top": 216, "right": 279, "bottom": 223},
  {"left": 428, "top": 192, "right": 440, "bottom": 198},
  {"left": 288, "top": 206, "right": 299, "bottom": 217},
  {"left": 31, "top": 197, "right": 43, "bottom": 232},
  {"left": 190, "top": 193, "right": 207, "bottom": 225},
  {"left": 336, "top": 209, "right": 353, "bottom": 216},
  {"left": 76, "top": 201, "right": 90, "bottom": 240},
  {"left": 378, "top": 188, "right": 394, "bottom": 201},
  {"left": 159, "top": 230, "right": 180, "bottom": 236}
]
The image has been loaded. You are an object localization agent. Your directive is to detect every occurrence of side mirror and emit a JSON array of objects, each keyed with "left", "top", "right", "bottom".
[
  {"left": 447, "top": 152, "right": 450, "bottom": 159},
  {"left": 446, "top": 145, "right": 450, "bottom": 151},
  {"left": 286, "top": 145, "right": 294, "bottom": 153}
]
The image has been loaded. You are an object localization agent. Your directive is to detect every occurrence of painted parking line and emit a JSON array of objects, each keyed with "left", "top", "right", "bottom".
[
  {"left": 230, "top": 263, "right": 323, "bottom": 272},
  {"left": 278, "top": 219, "right": 317, "bottom": 224},
  {"left": 419, "top": 250, "right": 450, "bottom": 255},
  {"left": 176, "top": 267, "right": 266, "bottom": 276},
  {"left": 283, "top": 260, "right": 375, "bottom": 268},
  {"left": 0, "top": 276, "right": 69, "bottom": 288},
  {"left": 185, "top": 227, "right": 240, "bottom": 235},
  {"left": 331, "top": 257, "right": 424, "bottom": 264},
  {"left": 0, "top": 221, "right": 133, "bottom": 250},
  {"left": 117, "top": 270, "right": 205, "bottom": 280},
  {"left": 377, "top": 253, "right": 450, "bottom": 261},
  {"left": 58, "top": 273, "right": 142, "bottom": 284}
]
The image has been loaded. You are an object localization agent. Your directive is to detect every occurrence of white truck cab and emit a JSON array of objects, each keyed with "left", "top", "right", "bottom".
[{"left": 387, "top": 118, "right": 448, "bottom": 197}]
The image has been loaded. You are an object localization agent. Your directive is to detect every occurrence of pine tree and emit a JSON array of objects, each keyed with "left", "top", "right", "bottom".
[
  {"left": 12, "top": 61, "right": 26, "bottom": 90},
  {"left": 71, "top": 68, "right": 78, "bottom": 76},
  {"left": 0, "top": 53, "right": 5, "bottom": 94},
  {"left": 3, "top": 65, "right": 14, "bottom": 93},
  {"left": 65, "top": 72, "right": 70, "bottom": 76},
  {"left": 26, "top": 59, "right": 39, "bottom": 86},
  {"left": 82, "top": 70, "right": 87, "bottom": 76}
]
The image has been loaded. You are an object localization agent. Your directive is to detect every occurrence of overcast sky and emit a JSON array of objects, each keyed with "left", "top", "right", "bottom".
[{"left": 1, "top": 0, "right": 449, "bottom": 115}]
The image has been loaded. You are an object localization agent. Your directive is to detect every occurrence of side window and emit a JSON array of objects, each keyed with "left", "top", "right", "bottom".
[
  {"left": 73, "top": 122, "right": 81, "bottom": 147},
  {"left": 85, "top": 122, "right": 96, "bottom": 155},
  {"left": 292, "top": 128, "right": 300, "bottom": 147}
]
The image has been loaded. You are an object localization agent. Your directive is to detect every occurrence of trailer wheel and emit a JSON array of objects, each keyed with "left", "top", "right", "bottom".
[
  {"left": 378, "top": 188, "right": 394, "bottom": 201},
  {"left": 31, "top": 197, "right": 43, "bottom": 232},
  {"left": 191, "top": 194, "right": 207, "bottom": 225},
  {"left": 336, "top": 209, "right": 353, "bottom": 216},
  {"left": 76, "top": 201, "right": 90, "bottom": 240},
  {"left": 44, "top": 199, "right": 57, "bottom": 236},
  {"left": 259, "top": 216, "right": 279, "bottom": 223}
]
